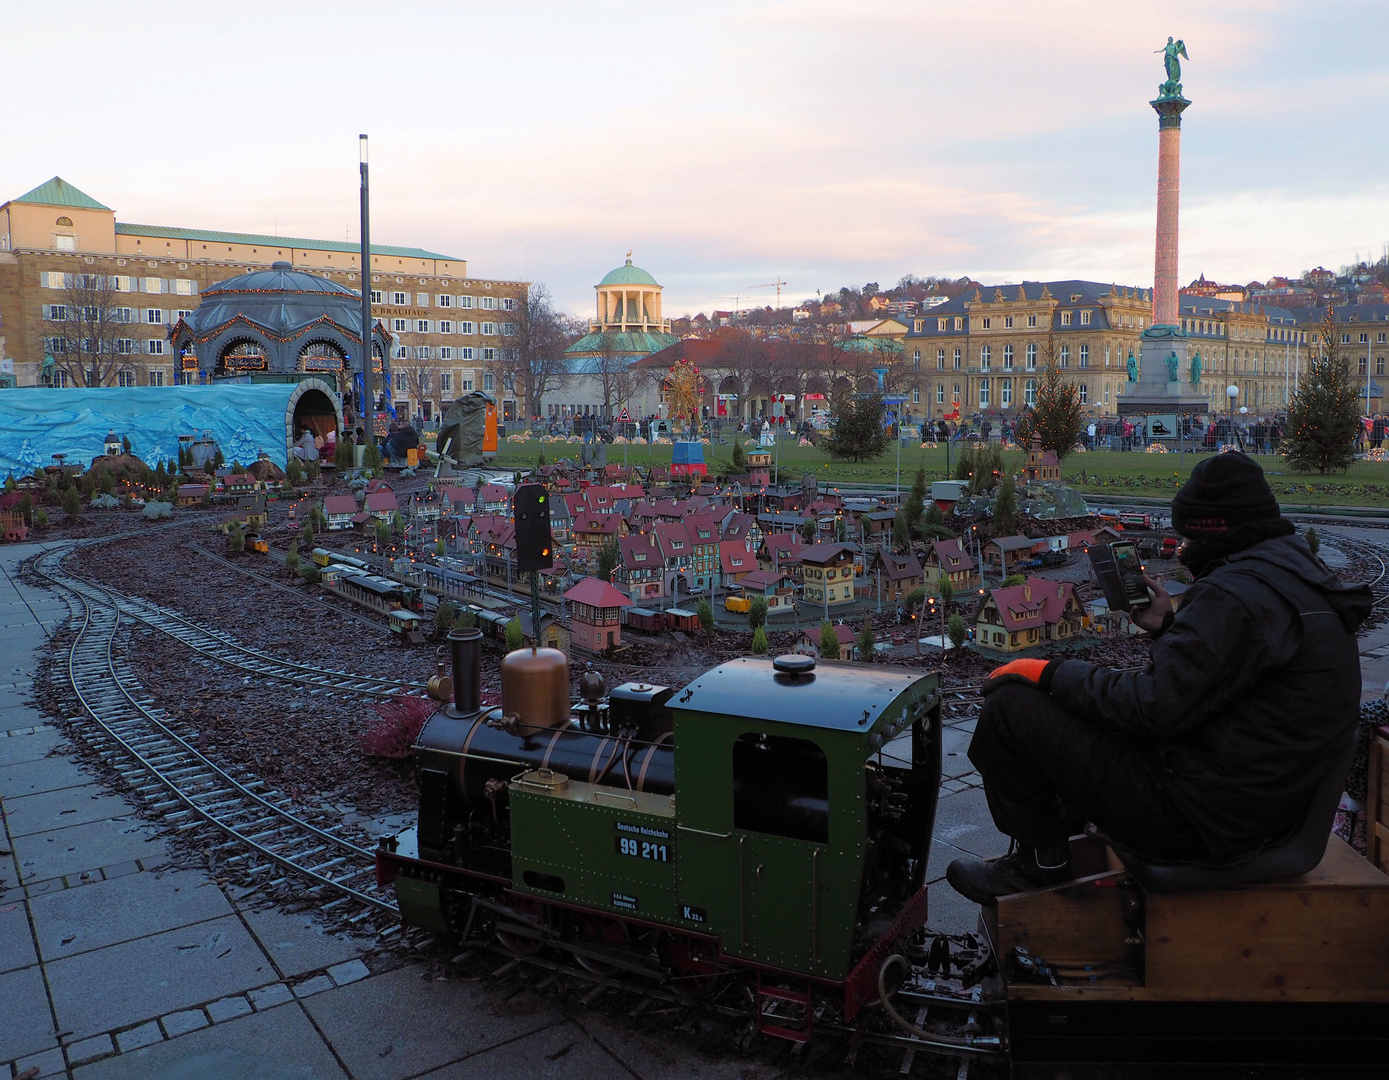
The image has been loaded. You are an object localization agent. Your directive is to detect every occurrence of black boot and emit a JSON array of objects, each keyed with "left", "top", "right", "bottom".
[{"left": 945, "top": 841, "right": 1071, "bottom": 906}]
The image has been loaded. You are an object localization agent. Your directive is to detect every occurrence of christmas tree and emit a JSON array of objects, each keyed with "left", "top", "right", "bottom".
[
  {"left": 1013, "top": 339, "right": 1083, "bottom": 460},
  {"left": 1283, "top": 305, "right": 1360, "bottom": 474}
]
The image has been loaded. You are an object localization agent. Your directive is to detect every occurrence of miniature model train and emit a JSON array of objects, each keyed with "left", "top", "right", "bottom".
[
  {"left": 377, "top": 634, "right": 947, "bottom": 1044},
  {"left": 377, "top": 640, "right": 1389, "bottom": 1069},
  {"left": 320, "top": 563, "right": 423, "bottom": 617}
]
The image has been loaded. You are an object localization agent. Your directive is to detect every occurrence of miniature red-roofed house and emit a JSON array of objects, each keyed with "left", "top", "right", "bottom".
[
  {"left": 745, "top": 448, "right": 772, "bottom": 488},
  {"left": 364, "top": 490, "right": 399, "bottom": 522},
  {"left": 869, "top": 549, "right": 924, "bottom": 603},
  {"left": 564, "top": 576, "right": 633, "bottom": 653},
  {"left": 975, "top": 576, "right": 1084, "bottom": 652},
  {"left": 323, "top": 495, "right": 358, "bottom": 531}
]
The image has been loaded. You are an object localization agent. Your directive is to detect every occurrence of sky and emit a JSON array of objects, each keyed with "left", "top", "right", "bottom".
[{"left": 5, "top": 1, "right": 1387, "bottom": 319}]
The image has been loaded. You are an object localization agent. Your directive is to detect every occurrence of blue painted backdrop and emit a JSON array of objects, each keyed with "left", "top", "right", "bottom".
[{"left": 0, "top": 385, "right": 298, "bottom": 477}]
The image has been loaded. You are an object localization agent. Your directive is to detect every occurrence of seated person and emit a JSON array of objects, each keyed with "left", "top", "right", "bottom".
[
  {"left": 290, "top": 428, "right": 319, "bottom": 462},
  {"left": 383, "top": 422, "right": 420, "bottom": 465},
  {"left": 947, "top": 453, "right": 1371, "bottom": 905}
]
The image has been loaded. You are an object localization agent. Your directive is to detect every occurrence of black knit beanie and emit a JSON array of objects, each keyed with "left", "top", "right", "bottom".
[{"left": 1170, "top": 451, "right": 1280, "bottom": 536}]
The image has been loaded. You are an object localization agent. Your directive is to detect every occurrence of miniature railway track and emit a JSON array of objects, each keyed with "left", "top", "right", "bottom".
[
  {"left": 188, "top": 540, "right": 396, "bottom": 634},
  {"left": 50, "top": 573, "right": 399, "bottom": 919},
  {"left": 38, "top": 549, "right": 426, "bottom": 699}
]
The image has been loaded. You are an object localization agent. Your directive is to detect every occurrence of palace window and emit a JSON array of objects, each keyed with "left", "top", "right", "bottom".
[
  {"left": 1024, "top": 379, "right": 1037, "bottom": 406},
  {"left": 953, "top": 348, "right": 961, "bottom": 370},
  {"left": 1026, "top": 342, "right": 1037, "bottom": 370},
  {"left": 912, "top": 388, "right": 920, "bottom": 404},
  {"left": 1003, "top": 343, "right": 1013, "bottom": 370},
  {"left": 953, "top": 383, "right": 961, "bottom": 404},
  {"left": 954, "top": 317, "right": 963, "bottom": 331},
  {"left": 938, "top": 318, "right": 947, "bottom": 331},
  {"left": 1079, "top": 344, "right": 1089, "bottom": 368},
  {"left": 1027, "top": 314, "right": 1037, "bottom": 328},
  {"left": 1378, "top": 358, "right": 1385, "bottom": 376},
  {"left": 1000, "top": 378, "right": 1012, "bottom": 407},
  {"left": 912, "top": 349, "right": 920, "bottom": 372},
  {"left": 1060, "top": 311, "right": 1072, "bottom": 326},
  {"left": 982, "top": 317, "right": 991, "bottom": 330},
  {"left": 1342, "top": 333, "right": 1351, "bottom": 344},
  {"left": 1360, "top": 333, "right": 1370, "bottom": 344},
  {"left": 936, "top": 385, "right": 945, "bottom": 404},
  {"left": 937, "top": 348, "right": 945, "bottom": 370},
  {"left": 1060, "top": 344, "right": 1070, "bottom": 368},
  {"left": 979, "top": 345, "right": 990, "bottom": 370},
  {"left": 1079, "top": 383, "right": 1088, "bottom": 404},
  {"left": 1005, "top": 316, "right": 1014, "bottom": 329},
  {"left": 1080, "top": 310, "right": 1092, "bottom": 325},
  {"left": 1359, "top": 357, "right": 1368, "bottom": 375},
  {"left": 978, "top": 378, "right": 990, "bottom": 406}
]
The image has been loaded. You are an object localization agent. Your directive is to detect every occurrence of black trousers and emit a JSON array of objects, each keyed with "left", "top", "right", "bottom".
[{"left": 967, "top": 683, "right": 1210, "bottom": 860}]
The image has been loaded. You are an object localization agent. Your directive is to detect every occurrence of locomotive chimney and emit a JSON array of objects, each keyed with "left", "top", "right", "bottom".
[{"left": 447, "top": 626, "right": 482, "bottom": 715}]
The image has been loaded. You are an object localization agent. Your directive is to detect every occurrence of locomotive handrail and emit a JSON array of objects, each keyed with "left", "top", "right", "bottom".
[
  {"left": 677, "top": 824, "right": 733, "bottom": 839},
  {"left": 592, "top": 790, "right": 638, "bottom": 807}
]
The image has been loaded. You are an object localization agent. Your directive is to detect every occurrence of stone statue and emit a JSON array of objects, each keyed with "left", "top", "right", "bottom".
[
  {"left": 1156, "top": 37, "right": 1189, "bottom": 97},
  {"left": 1189, "top": 350, "right": 1202, "bottom": 385},
  {"left": 1126, "top": 350, "right": 1138, "bottom": 382},
  {"left": 1166, "top": 351, "right": 1179, "bottom": 382}
]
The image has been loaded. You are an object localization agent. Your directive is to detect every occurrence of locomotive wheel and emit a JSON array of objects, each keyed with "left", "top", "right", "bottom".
[
  {"left": 663, "top": 936, "right": 727, "bottom": 998},
  {"left": 569, "top": 913, "right": 631, "bottom": 976},
  {"left": 495, "top": 898, "right": 548, "bottom": 957}
]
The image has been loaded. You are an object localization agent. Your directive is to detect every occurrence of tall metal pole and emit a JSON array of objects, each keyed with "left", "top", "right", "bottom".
[{"left": 359, "top": 135, "right": 375, "bottom": 447}]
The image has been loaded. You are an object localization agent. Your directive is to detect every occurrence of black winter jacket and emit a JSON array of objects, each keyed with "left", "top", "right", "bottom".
[{"left": 1049, "top": 534, "right": 1371, "bottom": 859}]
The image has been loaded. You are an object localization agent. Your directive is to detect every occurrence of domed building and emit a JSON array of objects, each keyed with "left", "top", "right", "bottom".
[
  {"left": 171, "top": 261, "right": 394, "bottom": 385},
  {"left": 551, "top": 257, "right": 679, "bottom": 423}
]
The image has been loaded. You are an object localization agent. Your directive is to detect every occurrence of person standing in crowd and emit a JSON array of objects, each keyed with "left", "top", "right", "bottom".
[{"left": 1373, "top": 413, "right": 1385, "bottom": 450}]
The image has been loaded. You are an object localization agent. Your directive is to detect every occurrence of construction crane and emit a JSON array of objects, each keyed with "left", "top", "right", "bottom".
[{"left": 748, "top": 278, "right": 789, "bottom": 308}]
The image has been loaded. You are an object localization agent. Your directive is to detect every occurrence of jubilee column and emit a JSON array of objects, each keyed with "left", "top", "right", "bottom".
[{"left": 1150, "top": 92, "right": 1189, "bottom": 330}]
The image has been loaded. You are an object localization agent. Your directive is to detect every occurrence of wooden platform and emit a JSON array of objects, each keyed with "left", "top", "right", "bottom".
[{"left": 988, "top": 835, "right": 1389, "bottom": 1003}]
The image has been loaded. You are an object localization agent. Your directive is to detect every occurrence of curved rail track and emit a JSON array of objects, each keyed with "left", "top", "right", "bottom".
[
  {"left": 44, "top": 565, "right": 399, "bottom": 921},
  {"left": 38, "top": 549, "right": 426, "bottom": 698}
]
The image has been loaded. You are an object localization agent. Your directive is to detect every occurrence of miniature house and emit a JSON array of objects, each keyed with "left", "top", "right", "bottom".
[{"left": 564, "top": 576, "right": 634, "bottom": 653}]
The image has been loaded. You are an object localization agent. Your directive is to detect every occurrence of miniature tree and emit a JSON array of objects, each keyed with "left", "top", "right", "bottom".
[
  {"left": 434, "top": 539, "right": 446, "bottom": 557},
  {"left": 391, "top": 511, "right": 405, "bottom": 534},
  {"left": 747, "top": 594, "right": 768, "bottom": 630},
  {"left": 121, "top": 435, "right": 131, "bottom": 454},
  {"left": 98, "top": 469, "right": 115, "bottom": 495},
  {"left": 1305, "top": 526, "right": 1320, "bottom": 555},
  {"left": 947, "top": 613, "right": 967, "bottom": 649},
  {"left": 434, "top": 601, "right": 457, "bottom": 634},
  {"left": 696, "top": 597, "right": 714, "bottom": 631},
  {"left": 306, "top": 459, "right": 321, "bottom": 483},
  {"left": 892, "top": 510, "right": 910, "bottom": 553},
  {"left": 905, "top": 465, "right": 928, "bottom": 539},
  {"left": 3, "top": 474, "right": 14, "bottom": 493},
  {"left": 17, "top": 494, "right": 33, "bottom": 525},
  {"left": 938, "top": 576, "right": 954, "bottom": 607},
  {"left": 993, "top": 472, "right": 1018, "bottom": 535},
  {"left": 34, "top": 509, "right": 48, "bottom": 528},
  {"left": 284, "top": 549, "right": 300, "bottom": 574},
  {"left": 1001, "top": 573, "right": 1026, "bottom": 587},
  {"left": 452, "top": 608, "right": 477, "bottom": 630},
  {"left": 227, "top": 525, "right": 245, "bottom": 555},
  {"left": 819, "top": 620, "right": 841, "bottom": 660},
  {"left": 334, "top": 439, "right": 355, "bottom": 469},
  {"left": 62, "top": 486, "right": 81, "bottom": 517},
  {"left": 857, "top": 620, "right": 875, "bottom": 662},
  {"left": 800, "top": 518, "right": 818, "bottom": 543},
  {"left": 287, "top": 458, "right": 305, "bottom": 486},
  {"left": 732, "top": 440, "right": 746, "bottom": 472},
  {"left": 903, "top": 586, "right": 926, "bottom": 617},
  {"left": 505, "top": 618, "right": 525, "bottom": 650},
  {"left": 375, "top": 520, "right": 391, "bottom": 549},
  {"left": 300, "top": 565, "right": 322, "bottom": 585},
  {"left": 301, "top": 521, "right": 315, "bottom": 549},
  {"left": 750, "top": 625, "right": 769, "bottom": 654},
  {"left": 597, "top": 537, "right": 620, "bottom": 581}
]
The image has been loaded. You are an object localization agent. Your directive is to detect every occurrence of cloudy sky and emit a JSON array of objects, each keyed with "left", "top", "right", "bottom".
[{"left": 6, "top": 1, "right": 1386, "bottom": 317}]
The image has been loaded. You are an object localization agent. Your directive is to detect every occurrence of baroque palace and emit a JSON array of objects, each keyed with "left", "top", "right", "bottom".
[
  {"left": 0, "top": 178, "right": 526, "bottom": 419},
  {"left": 898, "top": 280, "right": 1314, "bottom": 419}
]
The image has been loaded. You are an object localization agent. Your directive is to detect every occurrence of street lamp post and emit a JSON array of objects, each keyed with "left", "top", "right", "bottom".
[{"left": 1226, "top": 384, "right": 1239, "bottom": 445}]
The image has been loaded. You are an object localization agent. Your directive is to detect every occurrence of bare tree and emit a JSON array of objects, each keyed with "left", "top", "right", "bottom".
[
  {"left": 397, "top": 357, "right": 435, "bottom": 418},
  {"left": 39, "top": 271, "right": 140, "bottom": 387},
  {"left": 497, "top": 283, "right": 583, "bottom": 421},
  {"left": 593, "top": 332, "right": 638, "bottom": 419}
]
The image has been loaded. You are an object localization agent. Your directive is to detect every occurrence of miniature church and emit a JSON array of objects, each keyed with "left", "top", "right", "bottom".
[{"left": 1023, "top": 434, "right": 1060, "bottom": 483}]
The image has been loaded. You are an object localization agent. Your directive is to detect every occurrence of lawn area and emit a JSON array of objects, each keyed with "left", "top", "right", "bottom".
[{"left": 489, "top": 438, "right": 1389, "bottom": 509}]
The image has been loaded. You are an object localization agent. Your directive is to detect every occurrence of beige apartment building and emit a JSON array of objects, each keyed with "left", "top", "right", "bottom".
[{"left": 0, "top": 177, "right": 527, "bottom": 419}]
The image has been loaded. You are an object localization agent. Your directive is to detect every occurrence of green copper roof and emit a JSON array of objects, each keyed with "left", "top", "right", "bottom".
[
  {"left": 598, "top": 259, "right": 660, "bottom": 287},
  {"left": 565, "top": 329, "right": 678, "bottom": 357},
  {"left": 11, "top": 177, "right": 111, "bottom": 211},
  {"left": 114, "top": 223, "right": 463, "bottom": 263}
]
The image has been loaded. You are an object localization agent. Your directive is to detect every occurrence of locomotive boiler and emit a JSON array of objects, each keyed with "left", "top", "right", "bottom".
[{"left": 376, "top": 627, "right": 946, "bottom": 1036}]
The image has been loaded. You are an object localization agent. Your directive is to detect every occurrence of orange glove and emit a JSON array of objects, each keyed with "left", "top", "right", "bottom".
[{"left": 981, "top": 658, "right": 1057, "bottom": 695}]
